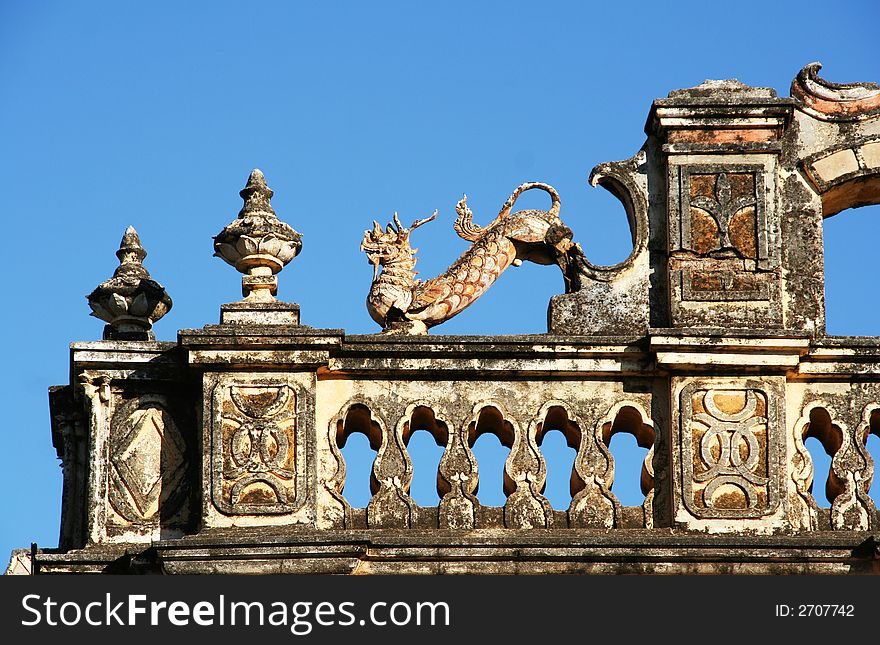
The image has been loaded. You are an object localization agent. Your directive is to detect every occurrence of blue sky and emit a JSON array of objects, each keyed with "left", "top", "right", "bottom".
[{"left": 1, "top": 1, "right": 878, "bottom": 563}]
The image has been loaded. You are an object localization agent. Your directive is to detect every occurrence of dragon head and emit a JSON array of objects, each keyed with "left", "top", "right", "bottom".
[{"left": 360, "top": 211, "right": 437, "bottom": 280}]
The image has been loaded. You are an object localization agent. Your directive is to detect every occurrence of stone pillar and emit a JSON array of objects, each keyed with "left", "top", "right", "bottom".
[
  {"left": 648, "top": 81, "right": 803, "bottom": 533},
  {"left": 66, "top": 344, "right": 194, "bottom": 546}
]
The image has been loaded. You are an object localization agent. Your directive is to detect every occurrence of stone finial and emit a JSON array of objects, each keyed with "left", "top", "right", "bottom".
[
  {"left": 87, "top": 226, "right": 173, "bottom": 340},
  {"left": 213, "top": 169, "right": 303, "bottom": 301}
]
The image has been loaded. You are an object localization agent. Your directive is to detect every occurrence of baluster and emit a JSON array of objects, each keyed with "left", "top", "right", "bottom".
[
  {"left": 367, "top": 410, "right": 416, "bottom": 528},
  {"left": 568, "top": 409, "right": 617, "bottom": 529},
  {"left": 502, "top": 405, "right": 553, "bottom": 529},
  {"left": 830, "top": 404, "right": 876, "bottom": 530},
  {"left": 438, "top": 415, "right": 478, "bottom": 529},
  {"left": 321, "top": 407, "right": 353, "bottom": 529},
  {"left": 790, "top": 403, "right": 822, "bottom": 530}
]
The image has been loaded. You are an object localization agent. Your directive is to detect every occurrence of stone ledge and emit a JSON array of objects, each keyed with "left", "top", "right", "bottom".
[{"left": 30, "top": 530, "right": 879, "bottom": 575}]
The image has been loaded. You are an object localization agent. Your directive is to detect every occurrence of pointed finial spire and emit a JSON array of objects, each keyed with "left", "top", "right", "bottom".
[
  {"left": 87, "top": 226, "right": 172, "bottom": 340},
  {"left": 238, "top": 169, "right": 276, "bottom": 218},
  {"left": 113, "top": 226, "right": 149, "bottom": 278},
  {"left": 214, "top": 169, "right": 303, "bottom": 304}
]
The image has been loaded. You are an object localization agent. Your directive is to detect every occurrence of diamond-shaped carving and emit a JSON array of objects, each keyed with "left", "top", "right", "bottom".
[{"left": 110, "top": 402, "right": 186, "bottom": 522}]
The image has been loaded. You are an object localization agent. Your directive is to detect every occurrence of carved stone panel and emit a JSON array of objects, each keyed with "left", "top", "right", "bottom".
[
  {"left": 108, "top": 395, "right": 188, "bottom": 525},
  {"left": 668, "top": 162, "right": 782, "bottom": 328},
  {"left": 680, "top": 170, "right": 765, "bottom": 261},
  {"left": 680, "top": 381, "right": 782, "bottom": 519},
  {"left": 211, "top": 376, "right": 307, "bottom": 515}
]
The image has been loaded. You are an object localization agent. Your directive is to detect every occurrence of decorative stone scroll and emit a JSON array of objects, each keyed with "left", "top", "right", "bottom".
[
  {"left": 211, "top": 377, "right": 304, "bottom": 515},
  {"left": 791, "top": 62, "right": 880, "bottom": 122},
  {"left": 680, "top": 382, "right": 781, "bottom": 519}
]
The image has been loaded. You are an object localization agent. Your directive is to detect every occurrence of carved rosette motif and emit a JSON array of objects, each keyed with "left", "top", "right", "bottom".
[
  {"left": 681, "top": 383, "right": 780, "bottom": 519},
  {"left": 212, "top": 381, "right": 301, "bottom": 515},
  {"left": 108, "top": 395, "right": 187, "bottom": 526}
]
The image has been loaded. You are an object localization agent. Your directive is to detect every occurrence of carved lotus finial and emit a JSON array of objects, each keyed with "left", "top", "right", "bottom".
[
  {"left": 87, "top": 226, "right": 173, "bottom": 340},
  {"left": 214, "top": 169, "right": 303, "bottom": 301}
]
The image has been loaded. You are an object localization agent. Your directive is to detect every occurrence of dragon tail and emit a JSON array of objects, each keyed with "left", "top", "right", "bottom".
[
  {"left": 497, "top": 182, "right": 561, "bottom": 220},
  {"left": 455, "top": 182, "right": 561, "bottom": 242}
]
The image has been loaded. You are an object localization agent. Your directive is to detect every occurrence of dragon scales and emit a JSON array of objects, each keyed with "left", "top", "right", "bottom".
[{"left": 360, "top": 182, "right": 579, "bottom": 334}]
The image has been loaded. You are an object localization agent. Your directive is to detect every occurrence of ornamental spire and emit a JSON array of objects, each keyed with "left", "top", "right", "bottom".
[
  {"left": 213, "top": 169, "right": 303, "bottom": 302},
  {"left": 87, "top": 226, "right": 172, "bottom": 340}
]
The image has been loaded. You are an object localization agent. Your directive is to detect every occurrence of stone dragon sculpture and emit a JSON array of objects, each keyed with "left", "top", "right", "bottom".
[{"left": 361, "top": 182, "right": 579, "bottom": 334}]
